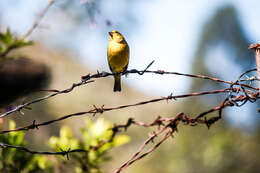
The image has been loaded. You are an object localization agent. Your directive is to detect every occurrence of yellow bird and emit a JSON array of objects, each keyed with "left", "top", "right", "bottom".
[{"left": 107, "top": 30, "right": 129, "bottom": 92}]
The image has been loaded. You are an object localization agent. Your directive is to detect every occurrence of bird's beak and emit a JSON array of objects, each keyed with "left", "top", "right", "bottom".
[{"left": 108, "top": 32, "right": 113, "bottom": 37}]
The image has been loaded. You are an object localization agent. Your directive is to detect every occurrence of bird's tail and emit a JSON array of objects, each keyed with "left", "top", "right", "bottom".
[{"left": 113, "top": 75, "right": 121, "bottom": 92}]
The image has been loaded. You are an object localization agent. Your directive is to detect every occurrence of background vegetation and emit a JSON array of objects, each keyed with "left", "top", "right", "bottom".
[{"left": 0, "top": 0, "right": 260, "bottom": 173}]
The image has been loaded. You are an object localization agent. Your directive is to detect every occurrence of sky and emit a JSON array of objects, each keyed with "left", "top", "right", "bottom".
[{"left": 0, "top": 0, "right": 259, "bottom": 128}]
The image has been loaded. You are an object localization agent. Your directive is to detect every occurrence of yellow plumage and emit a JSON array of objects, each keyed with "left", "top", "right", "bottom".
[{"left": 107, "top": 30, "right": 129, "bottom": 92}]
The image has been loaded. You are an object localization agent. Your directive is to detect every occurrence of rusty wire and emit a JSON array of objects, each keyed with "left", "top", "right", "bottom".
[
  {"left": 112, "top": 87, "right": 260, "bottom": 173},
  {"left": 0, "top": 68, "right": 259, "bottom": 172},
  {"left": 0, "top": 143, "right": 86, "bottom": 158},
  {"left": 0, "top": 87, "right": 240, "bottom": 134},
  {"left": 1, "top": 1, "right": 260, "bottom": 171},
  {"left": 0, "top": 60, "right": 259, "bottom": 173},
  {"left": 2, "top": 88, "right": 258, "bottom": 173},
  {"left": 0, "top": 67, "right": 259, "bottom": 173},
  {"left": 0, "top": 61, "right": 257, "bottom": 118}
]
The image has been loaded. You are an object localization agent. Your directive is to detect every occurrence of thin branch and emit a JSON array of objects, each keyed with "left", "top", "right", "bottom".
[
  {"left": 22, "top": 0, "right": 55, "bottom": 39},
  {"left": 0, "top": 43, "right": 24, "bottom": 57},
  {"left": 0, "top": 0, "right": 55, "bottom": 58}
]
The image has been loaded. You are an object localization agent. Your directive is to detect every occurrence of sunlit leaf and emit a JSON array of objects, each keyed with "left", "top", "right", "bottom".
[
  {"left": 35, "top": 155, "right": 49, "bottom": 169},
  {"left": 92, "top": 118, "right": 112, "bottom": 139},
  {"left": 9, "top": 119, "right": 16, "bottom": 130},
  {"left": 48, "top": 126, "right": 79, "bottom": 151},
  {"left": 0, "top": 28, "right": 13, "bottom": 44},
  {"left": 112, "top": 135, "right": 130, "bottom": 147},
  {"left": 13, "top": 39, "right": 34, "bottom": 48},
  {"left": 0, "top": 46, "right": 3, "bottom": 53},
  {"left": 75, "top": 166, "right": 83, "bottom": 173},
  {"left": 48, "top": 136, "right": 59, "bottom": 150},
  {"left": 98, "top": 142, "right": 113, "bottom": 153},
  {"left": 7, "top": 120, "right": 25, "bottom": 145},
  {"left": 60, "top": 126, "right": 72, "bottom": 139}
]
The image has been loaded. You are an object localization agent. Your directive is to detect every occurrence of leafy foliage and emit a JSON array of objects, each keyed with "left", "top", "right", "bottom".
[
  {"left": 48, "top": 118, "right": 130, "bottom": 173},
  {"left": 0, "top": 118, "right": 130, "bottom": 173},
  {"left": 0, "top": 120, "right": 52, "bottom": 173},
  {"left": 0, "top": 28, "right": 33, "bottom": 57}
]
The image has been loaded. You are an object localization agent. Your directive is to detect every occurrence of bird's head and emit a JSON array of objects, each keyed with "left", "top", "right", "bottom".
[{"left": 109, "top": 30, "right": 125, "bottom": 43}]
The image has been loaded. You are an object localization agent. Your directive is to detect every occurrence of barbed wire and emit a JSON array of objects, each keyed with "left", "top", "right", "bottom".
[
  {"left": 113, "top": 87, "right": 260, "bottom": 173},
  {"left": 1, "top": 75, "right": 258, "bottom": 138},
  {"left": 0, "top": 143, "right": 86, "bottom": 158},
  {"left": 2, "top": 90, "right": 255, "bottom": 173},
  {"left": 0, "top": 87, "right": 239, "bottom": 134},
  {"left": 0, "top": 114, "right": 191, "bottom": 160},
  {"left": 0, "top": 60, "right": 257, "bottom": 118},
  {"left": 115, "top": 100, "right": 259, "bottom": 172},
  {"left": 0, "top": 111, "right": 217, "bottom": 171},
  {"left": 1, "top": 0, "right": 259, "bottom": 172},
  {"left": 0, "top": 67, "right": 259, "bottom": 172},
  {"left": 0, "top": 117, "right": 142, "bottom": 160},
  {"left": 0, "top": 45, "right": 259, "bottom": 171}
]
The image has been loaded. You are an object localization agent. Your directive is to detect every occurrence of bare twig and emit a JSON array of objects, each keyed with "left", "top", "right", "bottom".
[
  {"left": 23, "top": 0, "right": 55, "bottom": 39},
  {"left": 0, "top": 0, "right": 55, "bottom": 58}
]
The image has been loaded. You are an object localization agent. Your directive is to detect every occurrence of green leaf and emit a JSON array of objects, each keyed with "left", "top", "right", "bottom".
[
  {"left": 7, "top": 120, "right": 25, "bottom": 145},
  {"left": 48, "top": 136, "right": 59, "bottom": 149},
  {"left": 112, "top": 135, "right": 130, "bottom": 147},
  {"left": 9, "top": 119, "right": 16, "bottom": 130},
  {"left": 12, "top": 39, "right": 34, "bottom": 49},
  {"left": 92, "top": 118, "right": 112, "bottom": 139},
  {"left": 60, "top": 126, "right": 72, "bottom": 139},
  {"left": 0, "top": 45, "right": 3, "bottom": 53},
  {"left": 6, "top": 28, "right": 13, "bottom": 44},
  {"left": 48, "top": 126, "right": 79, "bottom": 151},
  {"left": 13, "top": 132, "right": 25, "bottom": 145},
  {"left": 0, "top": 28, "right": 13, "bottom": 44},
  {"left": 35, "top": 155, "right": 50, "bottom": 169},
  {"left": 75, "top": 166, "right": 83, "bottom": 173},
  {"left": 82, "top": 118, "right": 114, "bottom": 149},
  {"left": 0, "top": 120, "right": 52, "bottom": 172},
  {"left": 81, "top": 128, "right": 94, "bottom": 148},
  {"left": 98, "top": 142, "right": 113, "bottom": 153}
]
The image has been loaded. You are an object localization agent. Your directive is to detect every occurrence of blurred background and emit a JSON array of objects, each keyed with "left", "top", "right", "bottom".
[{"left": 0, "top": 0, "right": 260, "bottom": 172}]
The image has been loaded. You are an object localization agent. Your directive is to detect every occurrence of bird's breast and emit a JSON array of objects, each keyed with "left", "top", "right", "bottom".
[{"left": 107, "top": 41, "right": 129, "bottom": 73}]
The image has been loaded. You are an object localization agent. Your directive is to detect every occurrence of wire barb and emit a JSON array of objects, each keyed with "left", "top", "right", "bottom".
[{"left": 0, "top": 66, "right": 259, "bottom": 173}]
